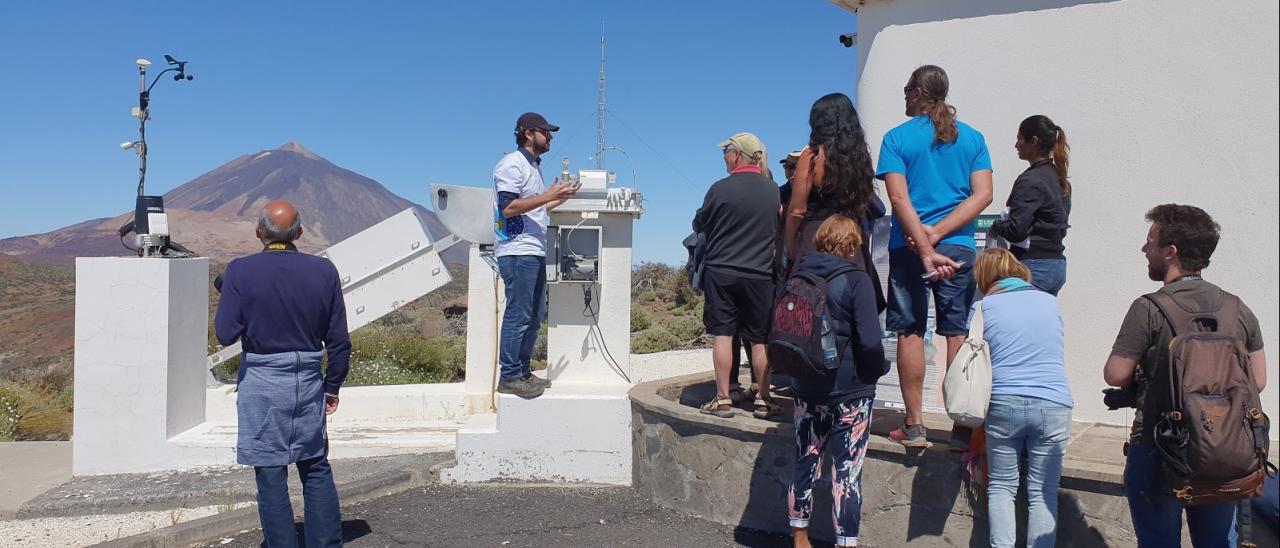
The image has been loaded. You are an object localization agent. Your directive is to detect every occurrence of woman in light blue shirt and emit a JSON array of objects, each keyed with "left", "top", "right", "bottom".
[{"left": 972, "top": 248, "right": 1073, "bottom": 548}]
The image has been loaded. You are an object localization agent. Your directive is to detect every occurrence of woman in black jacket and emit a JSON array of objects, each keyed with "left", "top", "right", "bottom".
[{"left": 988, "top": 115, "right": 1072, "bottom": 295}]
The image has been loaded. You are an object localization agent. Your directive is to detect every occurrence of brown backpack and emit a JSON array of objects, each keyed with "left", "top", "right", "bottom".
[{"left": 1145, "top": 291, "right": 1275, "bottom": 506}]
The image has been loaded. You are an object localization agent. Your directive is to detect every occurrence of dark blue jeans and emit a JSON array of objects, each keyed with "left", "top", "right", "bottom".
[
  {"left": 1022, "top": 258, "right": 1067, "bottom": 296},
  {"left": 498, "top": 255, "right": 546, "bottom": 381},
  {"left": 1124, "top": 442, "right": 1238, "bottom": 547},
  {"left": 255, "top": 455, "right": 342, "bottom": 547}
]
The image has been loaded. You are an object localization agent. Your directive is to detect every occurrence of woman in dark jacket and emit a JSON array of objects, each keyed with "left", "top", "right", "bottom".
[
  {"left": 987, "top": 115, "right": 1072, "bottom": 295},
  {"left": 785, "top": 93, "right": 887, "bottom": 312},
  {"left": 786, "top": 215, "right": 889, "bottom": 548}
]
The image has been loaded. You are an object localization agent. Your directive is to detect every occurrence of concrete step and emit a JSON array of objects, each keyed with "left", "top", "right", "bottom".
[
  {"left": 444, "top": 386, "right": 633, "bottom": 484},
  {"left": 170, "top": 419, "right": 463, "bottom": 460}
]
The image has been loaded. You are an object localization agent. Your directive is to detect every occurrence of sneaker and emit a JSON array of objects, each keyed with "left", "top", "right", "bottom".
[
  {"left": 497, "top": 377, "right": 544, "bottom": 399},
  {"left": 524, "top": 373, "right": 552, "bottom": 389},
  {"left": 889, "top": 423, "right": 932, "bottom": 448}
]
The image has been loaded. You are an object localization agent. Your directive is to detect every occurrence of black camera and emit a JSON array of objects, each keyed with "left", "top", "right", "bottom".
[{"left": 1102, "top": 387, "right": 1138, "bottom": 410}]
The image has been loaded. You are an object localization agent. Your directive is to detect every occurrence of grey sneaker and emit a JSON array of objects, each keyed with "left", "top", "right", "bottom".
[
  {"left": 525, "top": 374, "right": 552, "bottom": 389},
  {"left": 889, "top": 423, "right": 932, "bottom": 448},
  {"left": 497, "top": 377, "right": 544, "bottom": 399}
]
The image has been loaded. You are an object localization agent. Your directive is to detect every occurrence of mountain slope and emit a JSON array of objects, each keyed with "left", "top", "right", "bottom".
[{"left": 0, "top": 142, "right": 462, "bottom": 265}]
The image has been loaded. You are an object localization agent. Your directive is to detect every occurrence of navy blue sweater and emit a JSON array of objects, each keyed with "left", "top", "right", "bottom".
[
  {"left": 215, "top": 247, "right": 352, "bottom": 396},
  {"left": 788, "top": 252, "right": 889, "bottom": 404}
]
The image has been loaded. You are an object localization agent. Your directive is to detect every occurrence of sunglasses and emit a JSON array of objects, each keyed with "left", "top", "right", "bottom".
[{"left": 903, "top": 85, "right": 918, "bottom": 95}]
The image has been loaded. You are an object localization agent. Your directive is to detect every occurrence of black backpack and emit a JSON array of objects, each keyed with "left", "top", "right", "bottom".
[{"left": 768, "top": 262, "right": 856, "bottom": 379}]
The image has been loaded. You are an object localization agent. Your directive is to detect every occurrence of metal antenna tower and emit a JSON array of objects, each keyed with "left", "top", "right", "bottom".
[{"left": 594, "top": 29, "right": 606, "bottom": 170}]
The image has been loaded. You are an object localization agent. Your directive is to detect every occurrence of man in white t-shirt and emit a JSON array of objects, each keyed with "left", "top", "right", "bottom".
[{"left": 492, "top": 112, "right": 579, "bottom": 398}]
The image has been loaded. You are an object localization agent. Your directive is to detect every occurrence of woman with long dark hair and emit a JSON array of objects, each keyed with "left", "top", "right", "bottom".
[
  {"left": 988, "top": 115, "right": 1072, "bottom": 295},
  {"left": 785, "top": 92, "right": 886, "bottom": 311}
]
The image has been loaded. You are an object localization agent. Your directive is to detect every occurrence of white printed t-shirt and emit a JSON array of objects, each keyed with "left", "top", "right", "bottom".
[{"left": 493, "top": 148, "right": 548, "bottom": 257}]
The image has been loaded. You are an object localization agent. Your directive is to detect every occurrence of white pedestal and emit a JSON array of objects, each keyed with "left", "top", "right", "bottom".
[
  {"left": 544, "top": 212, "right": 634, "bottom": 387},
  {"left": 72, "top": 257, "right": 224, "bottom": 475},
  {"left": 448, "top": 205, "right": 641, "bottom": 485},
  {"left": 463, "top": 245, "right": 501, "bottom": 414}
]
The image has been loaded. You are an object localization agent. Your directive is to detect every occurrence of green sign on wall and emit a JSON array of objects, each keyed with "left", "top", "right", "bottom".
[{"left": 976, "top": 214, "right": 1000, "bottom": 230}]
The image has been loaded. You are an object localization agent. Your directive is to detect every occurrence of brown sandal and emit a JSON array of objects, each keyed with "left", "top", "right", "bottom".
[
  {"left": 700, "top": 396, "right": 734, "bottom": 418},
  {"left": 753, "top": 398, "right": 783, "bottom": 419}
]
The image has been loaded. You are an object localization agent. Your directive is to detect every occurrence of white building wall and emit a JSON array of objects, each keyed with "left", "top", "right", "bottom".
[{"left": 848, "top": 0, "right": 1279, "bottom": 436}]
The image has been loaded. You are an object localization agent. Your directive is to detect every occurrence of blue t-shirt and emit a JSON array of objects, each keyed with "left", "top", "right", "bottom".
[
  {"left": 972, "top": 288, "right": 1074, "bottom": 409},
  {"left": 876, "top": 116, "right": 992, "bottom": 250}
]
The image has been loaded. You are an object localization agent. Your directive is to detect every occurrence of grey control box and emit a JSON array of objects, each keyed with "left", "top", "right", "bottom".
[{"left": 546, "top": 224, "right": 601, "bottom": 283}]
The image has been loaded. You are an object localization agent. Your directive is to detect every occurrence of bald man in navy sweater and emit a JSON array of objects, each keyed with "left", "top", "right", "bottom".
[{"left": 216, "top": 200, "right": 350, "bottom": 548}]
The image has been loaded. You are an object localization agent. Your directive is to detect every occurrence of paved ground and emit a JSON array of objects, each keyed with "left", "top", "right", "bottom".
[
  {"left": 0, "top": 442, "right": 71, "bottom": 519},
  {"left": 196, "top": 484, "right": 837, "bottom": 548}
]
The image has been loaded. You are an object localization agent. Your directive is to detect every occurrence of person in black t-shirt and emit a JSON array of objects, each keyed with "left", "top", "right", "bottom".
[{"left": 693, "top": 132, "right": 781, "bottom": 419}]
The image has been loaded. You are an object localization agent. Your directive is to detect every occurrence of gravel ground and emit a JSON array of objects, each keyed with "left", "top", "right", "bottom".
[
  {"left": 19, "top": 453, "right": 451, "bottom": 518},
  {"left": 1, "top": 502, "right": 255, "bottom": 548}
]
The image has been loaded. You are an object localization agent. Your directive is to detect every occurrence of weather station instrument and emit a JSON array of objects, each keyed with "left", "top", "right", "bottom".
[{"left": 116, "top": 54, "right": 196, "bottom": 258}]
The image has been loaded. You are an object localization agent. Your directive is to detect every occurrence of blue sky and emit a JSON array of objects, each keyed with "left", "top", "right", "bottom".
[{"left": 0, "top": 1, "right": 860, "bottom": 265}]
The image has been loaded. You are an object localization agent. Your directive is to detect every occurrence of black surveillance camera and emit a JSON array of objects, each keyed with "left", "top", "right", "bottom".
[{"left": 839, "top": 33, "right": 857, "bottom": 48}]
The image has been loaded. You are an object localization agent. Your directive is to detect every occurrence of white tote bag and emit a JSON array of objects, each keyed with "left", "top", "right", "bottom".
[{"left": 943, "top": 301, "right": 992, "bottom": 427}]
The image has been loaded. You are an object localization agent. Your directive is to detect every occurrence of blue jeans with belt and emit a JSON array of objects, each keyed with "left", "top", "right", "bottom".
[
  {"left": 255, "top": 455, "right": 342, "bottom": 547},
  {"left": 497, "top": 255, "right": 546, "bottom": 381}
]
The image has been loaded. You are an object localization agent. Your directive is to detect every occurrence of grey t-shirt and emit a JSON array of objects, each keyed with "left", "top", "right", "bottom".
[{"left": 1110, "top": 278, "right": 1264, "bottom": 444}]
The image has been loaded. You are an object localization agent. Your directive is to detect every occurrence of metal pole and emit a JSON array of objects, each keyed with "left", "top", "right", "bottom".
[{"left": 136, "top": 64, "right": 148, "bottom": 197}]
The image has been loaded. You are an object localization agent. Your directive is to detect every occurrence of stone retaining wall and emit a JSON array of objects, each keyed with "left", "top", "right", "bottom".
[{"left": 630, "top": 373, "right": 1278, "bottom": 547}]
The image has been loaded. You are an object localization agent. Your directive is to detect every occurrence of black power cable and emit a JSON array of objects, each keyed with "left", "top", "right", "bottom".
[{"left": 581, "top": 283, "right": 630, "bottom": 383}]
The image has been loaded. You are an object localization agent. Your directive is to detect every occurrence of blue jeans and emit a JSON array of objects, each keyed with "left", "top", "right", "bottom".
[
  {"left": 985, "top": 394, "right": 1072, "bottom": 548},
  {"left": 1124, "top": 442, "right": 1238, "bottom": 547},
  {"left": 1022, "top": 258, "right": 1067, "bottom": 296},
  {"left": 255, "top": 455, "right": 342, "bottom": 548},
  {"left": 497, "top": 255, "right": 546, "bottom": 381}
]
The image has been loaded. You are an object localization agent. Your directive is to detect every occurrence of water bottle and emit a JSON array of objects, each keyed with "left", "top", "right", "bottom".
[{"left": 820, "top": 314, "right": 838, "bottom": 365}]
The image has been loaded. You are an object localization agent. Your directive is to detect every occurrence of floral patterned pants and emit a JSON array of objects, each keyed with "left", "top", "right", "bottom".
[{"left": 788, "top": 396, "right": 873, "bottom": 547}]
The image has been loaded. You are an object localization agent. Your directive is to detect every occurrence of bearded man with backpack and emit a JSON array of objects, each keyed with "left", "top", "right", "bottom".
[
  {"left": 1104, "top": 204, "right": 1272, "bottom": 547},
  {"left": 772, "top": 215, "right": 889, "bottom": 548}
]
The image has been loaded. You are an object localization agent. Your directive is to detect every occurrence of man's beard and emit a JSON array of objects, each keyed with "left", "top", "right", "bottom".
[
  {"left": 1147, "top": 263, "right": 1165, "bottom": 282},
  {"left": 533, "top": 140, "right": 551, "bottom": 155}
]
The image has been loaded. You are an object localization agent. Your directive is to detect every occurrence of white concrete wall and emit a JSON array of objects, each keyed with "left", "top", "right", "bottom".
[
  {"left": 203, "top": 384, "right": 468, "bottom": 425},
  {"left": 848, "top": 0, "right": 1280, "bottom": 436},
  {"left": 73, "top": 258, "right": 218, "bottom": 474}
]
